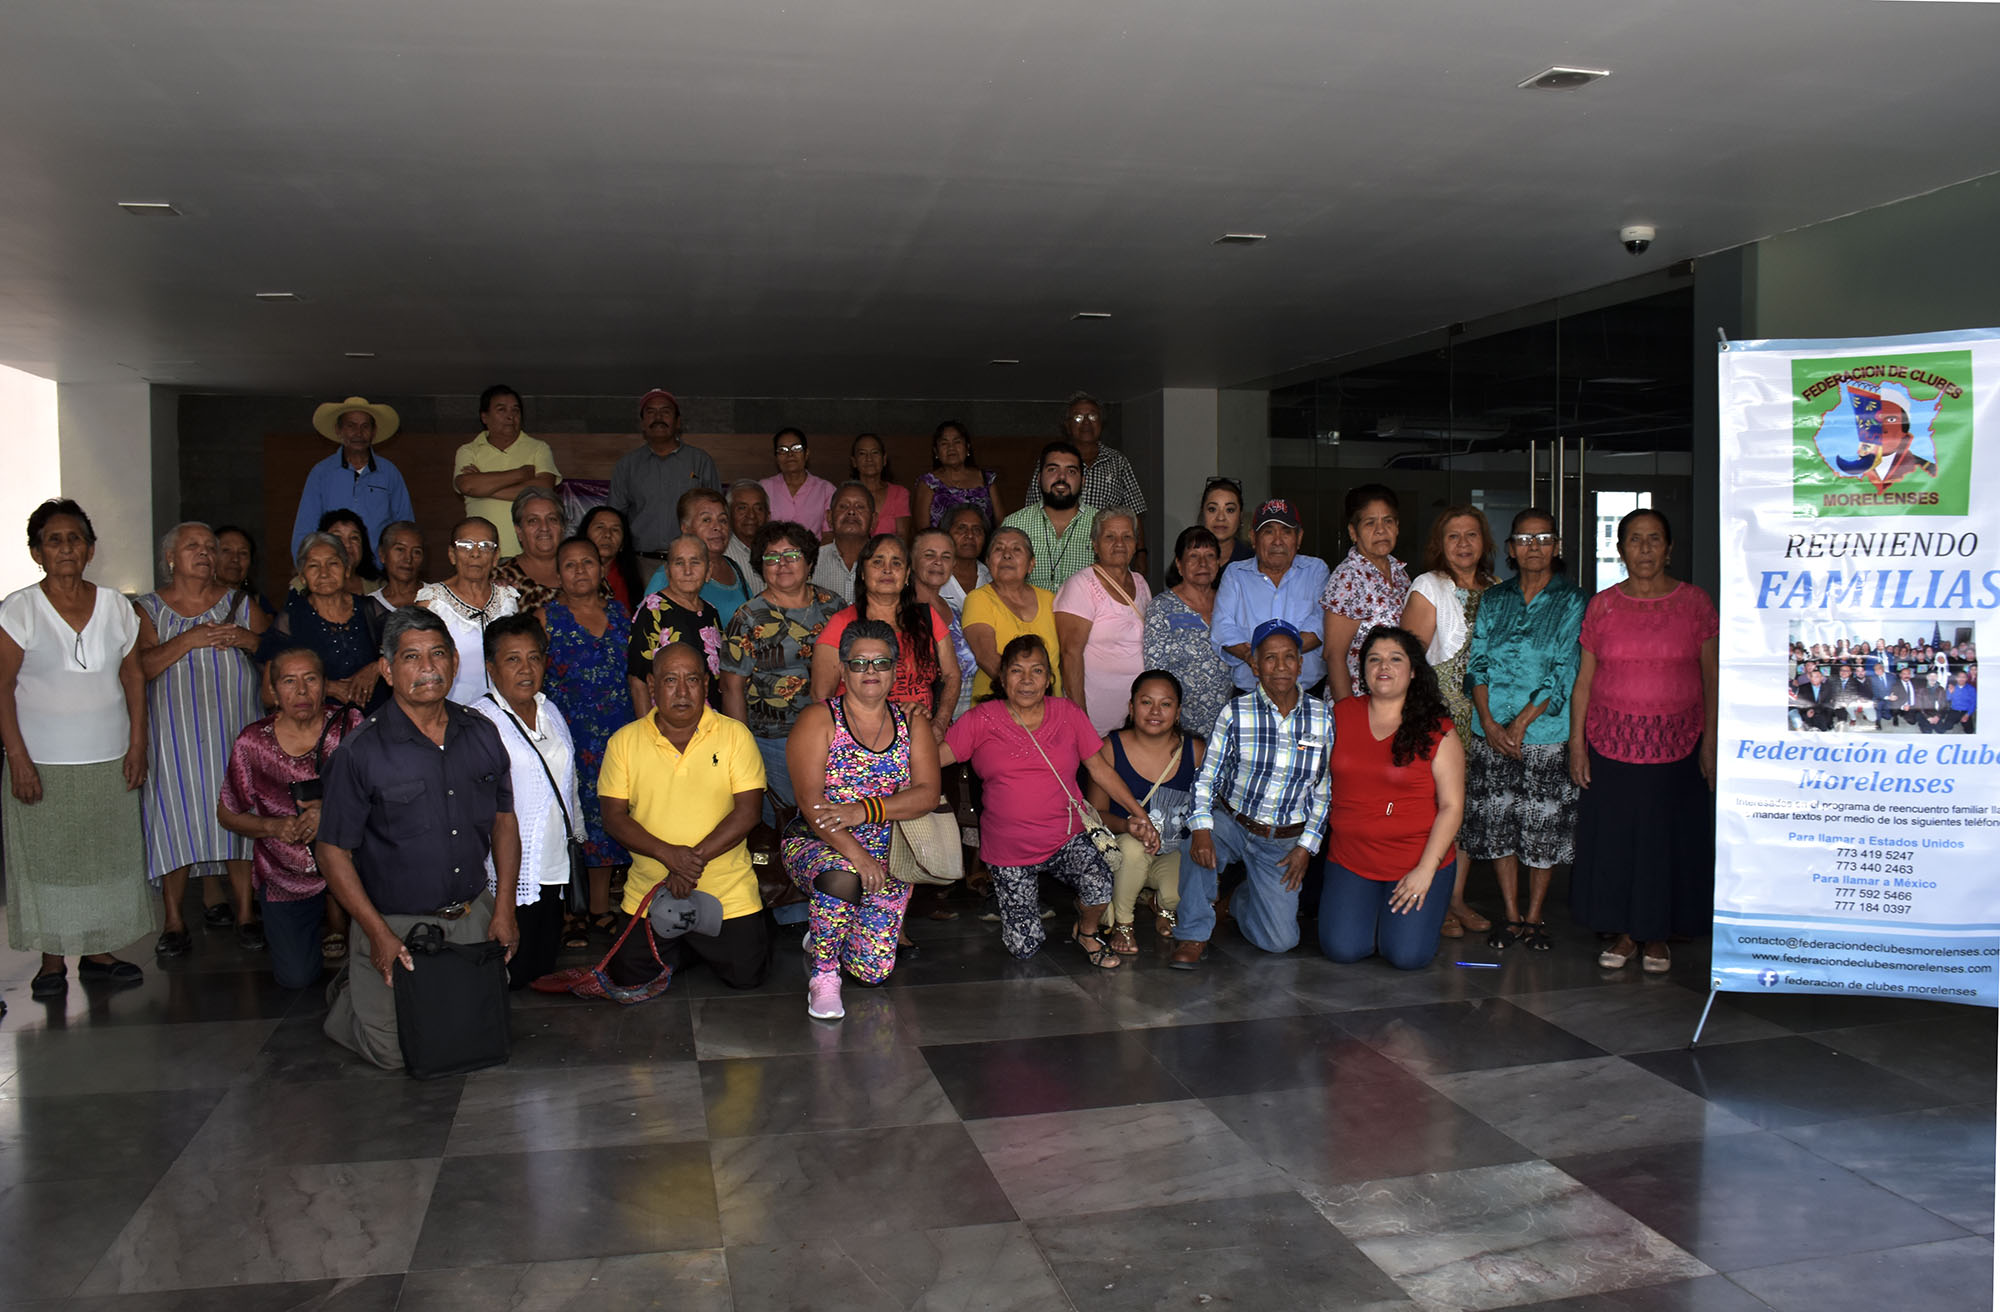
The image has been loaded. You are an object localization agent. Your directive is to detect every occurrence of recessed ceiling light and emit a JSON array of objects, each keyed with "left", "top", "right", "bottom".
[
  {"left": 1071, "top": 311, "right": 1112, "bottom": 321},
  {"left": 117, "top": 202, "right": 181, "bottom": 217},
  {"left": 253, "top": 291, "right": 302, "bottom": 301},
  {"left": 1214, "top": 233, "right": 1267, "bottom": 245},
  {"left": 988, "top": 358, "right": 1020, "bottom": 366},
  {"left": 1519, "top": 66, "right": 1611, "bottom": 91},
  {"left": 344, "top": 351, "right": 376, "bottom": 359}
]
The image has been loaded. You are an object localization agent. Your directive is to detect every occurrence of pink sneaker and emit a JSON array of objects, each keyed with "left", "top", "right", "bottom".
[{"left": 806, "top": 971, "right": 844, "bottom": 1021}]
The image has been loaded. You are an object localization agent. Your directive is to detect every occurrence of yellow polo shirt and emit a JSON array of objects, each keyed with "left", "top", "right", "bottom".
[
  {"left": 452, "top": 431, "right": 561, "bottom": 557},
  {"left": 598, "top": 706, "right": 765, "bottom": 919}
]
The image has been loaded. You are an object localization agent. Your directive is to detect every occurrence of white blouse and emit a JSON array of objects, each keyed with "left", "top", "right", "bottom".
[
  {"left": 0, "top": 584, "right": 141, "bottom": 765},
  {"left": 471, "top": 692, "right": 582, "bottom": 902},
  {"left": 1410, "top": 569, "right": 1472, "bottom": 667},
  {"left": 417, "top": 582, "right": 521, "bottom": 705}
]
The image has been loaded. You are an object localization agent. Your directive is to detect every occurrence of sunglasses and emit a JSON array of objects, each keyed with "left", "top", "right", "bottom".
[{"left": 844, "top": 656, "right": 896, "bottom": 673}]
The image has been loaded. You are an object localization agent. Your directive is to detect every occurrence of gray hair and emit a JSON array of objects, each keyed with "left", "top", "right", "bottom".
[
  {"left": 510, "top": 485, "right": 564, "bottom": 528},
  {"left": 986, "top": 525, "right": 1033, "bottom": 561},
  {"left": 158, "top": 521, "right": 212, "bottom": 579},
  {"left": 379, "top": 605, "right": 453, "bottom": 662},
  {"left": 832, "top": 479, "right": 877, "bottom": 517},
  {"left": 727, "top": 478, "right": 769, "bottom": 507},
  {"left": 838, "top": 617, "right": 900, "bottom": 665},
  {"left": 377, "top": 519, "right": 420, "bottom": 554},
  {"left": 294, "top": 531, "right": 349, "bottom": 573},
  {"left": 667, "top": 532, "right": 709, "bottom": 564},
  {"left": 1091, "top": 507, "right": 1139, "bottom": 543}
]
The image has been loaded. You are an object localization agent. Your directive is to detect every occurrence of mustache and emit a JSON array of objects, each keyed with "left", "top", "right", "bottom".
[{"left": 412, "top": 673, "right": 446, "bottom": 688}]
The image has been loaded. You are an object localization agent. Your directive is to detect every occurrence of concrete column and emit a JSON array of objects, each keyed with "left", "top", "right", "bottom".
[{"left": 58, "top": 381, "right": 159, "bottom": 594}]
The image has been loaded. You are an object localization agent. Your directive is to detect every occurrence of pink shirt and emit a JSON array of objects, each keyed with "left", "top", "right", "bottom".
[
  {"left": 1053, "top": 565, "right": 1153, "bottom": 736},
  {"left": 867, "top": 482, "right": 911, "bottom": 536},
  {"left": 945, "top": 696, "right": 1103, "bottom": 867},
  {"left": 1578, "top": 582, "right": 1717, "bottom": 764},
  {"left": 762, "top": 473, "right": 838, "bottom": 533}
]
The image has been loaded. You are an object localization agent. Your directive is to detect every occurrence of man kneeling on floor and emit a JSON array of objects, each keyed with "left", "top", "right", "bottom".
[
  {"left": 599, "top": 641, "right": 773, "bottom": 989},
  {"left": 316, "top": 607, "right": 520, "bottom": 1069}
]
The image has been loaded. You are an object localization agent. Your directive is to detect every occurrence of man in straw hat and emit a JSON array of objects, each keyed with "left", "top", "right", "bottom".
[{"left": 291, "top": 396, "right": 415, "bottom": 559}]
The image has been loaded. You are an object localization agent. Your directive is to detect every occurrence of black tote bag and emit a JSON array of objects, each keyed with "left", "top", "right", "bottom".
[{"left": 392, "top": 921, "right": 511, "bottom": 1079}]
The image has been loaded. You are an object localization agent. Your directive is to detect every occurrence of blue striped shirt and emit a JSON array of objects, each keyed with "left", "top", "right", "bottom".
[{"left": 1189, "top": 686, "right": 1333, "bottom": 853}]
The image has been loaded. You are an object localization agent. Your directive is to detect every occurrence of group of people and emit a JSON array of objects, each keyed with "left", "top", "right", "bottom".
[
  {"left": 1, "top": 383, "right": 1721, "bottom": 1058},
  {"left": 1788, "top": 634, "right": 1977, "bottom": 734}
]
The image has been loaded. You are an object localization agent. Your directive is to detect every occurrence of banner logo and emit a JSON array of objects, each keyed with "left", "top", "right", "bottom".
[{"left": 1793, "top": 350, "right": 1971, "bottom": 518}]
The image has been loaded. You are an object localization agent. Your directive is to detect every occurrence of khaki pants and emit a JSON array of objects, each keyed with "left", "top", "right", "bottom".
[
  {"left": 1108, "top": 835, "right": 1181, "bottom": 929},
  {"left": 324, "top": 894, "right": 495, "bottom": 1071}
]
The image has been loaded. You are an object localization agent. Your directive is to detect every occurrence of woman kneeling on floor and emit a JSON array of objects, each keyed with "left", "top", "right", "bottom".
[{"left": 1085, "top": 669, "right": 1202, "bottom": 955}]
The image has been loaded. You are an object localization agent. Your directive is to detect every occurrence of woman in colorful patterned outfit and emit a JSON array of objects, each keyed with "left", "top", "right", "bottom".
[
  {"left": 1144, "top": 527, "right": 1233, "bottom": 738},
  {"left": 914, "top": 419, "right": 1007, "bottom": 530},
  {"left": 1398, "top": 505, "right": 1497, "bottom": 938},
  {"left": 493, "top": 487, "right": 569, "bottom": 613},
  {"left": 784, "top": 620, "right": 940, "bottom": 1020},
  {"left": 1320, "top": 483, "right": 1411, "bottom": 699},
  {"left": 1567, "top": 508, "right": 1718, "bottom": 974},
  {"left": 137, "top": 522, "right": 268, "bottom": 956},
  {"left": 539, "top": 536, "right": 633, "bottom": 941},
  {"left": 1085, "top": 670, "right": 1204, "bottom": 954},
  {"left": 627, "top": 534, "right": 724, "bottom": 716},
  {"left": 809, "top": 534, "right": 960, "bottom": 742}
]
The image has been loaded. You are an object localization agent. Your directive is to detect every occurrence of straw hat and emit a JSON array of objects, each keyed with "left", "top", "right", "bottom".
[{"left": 312, "top": 396, "right": 401, "bottom": 443}]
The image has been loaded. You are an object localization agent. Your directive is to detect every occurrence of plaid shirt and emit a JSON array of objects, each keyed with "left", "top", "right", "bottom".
[
  {"left": 1190, "top": 685, "right": 1333, "bottom": 852},
  {"left": 1000, "top": 504, "right": 1100, "bottom": 594},
  {"left": 1022, "top": 444, "right": 1149, "bottom": 517}
]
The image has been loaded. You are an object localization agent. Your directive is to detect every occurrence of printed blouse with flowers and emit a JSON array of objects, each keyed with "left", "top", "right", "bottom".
[
  {"left": 722, "top": 587, "right": 845, "bottom": 739},
  {"left": 1319, "top": 546, "right": 1412, "bottom": 694},
  {"left": 626, "top": 589, "right": 725, "bottom": 705}
]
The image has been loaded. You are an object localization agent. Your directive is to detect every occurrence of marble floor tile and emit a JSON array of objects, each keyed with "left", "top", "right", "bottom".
[
  {"left": 1139, "top": 1012, "right": 1413, "bottom": 1098},
  {"left": 966, "top": 1100, "right": 1285, "bottom": 1221},
  {"left": 446, "top": 1062, "right": 708, "bottom": 1156},
  {"left": 0, "top": 966, "right": 301, "bottom": 1033},
  {"left": 887, "top": 976, "right": 1117, "bottom": 1046},
  {"left": 0, "top": 1020, "right": 280, "bottom": 1095},
  {"left": 1335, "top": 998, "right": 1607, "bottom": 1077},
  {"left": 727, "top": 1221, "right": 1070, "bottom": 1312},
  {"left": 1729, "top": 1234, "right": 1993, "bottom": 1312},
  {"left": 409, "top": 1143, "right": 718, "bottom": 1268},
  {"left": 13, "top": 1274, "right": 408, "bottom": 1311},
  {"left": 709, "top": 1122, "right": 1016, "bottom": 1246},
  {"left": 0, "top": 1088, "right": 225, "bottom": 1187},
  {"left": 1428, "top": 1058, "right": 1761, "bottom": 1158},
  {"left": 396, "top": 1250, "right": 731, "bottom": 1312},
  {"left": 235, "top": 1015, "right": 406, "bottom": 1085},
  {"left": 690, "top": 988, "right": 914, "bottom": 1060},
  {"left": 1228, "top": 953, "right": 1499, "bottom": 1014},
  {"left": 0, "top": 1173, "right": 163, "bottom": 1301},
  {"left": 1778, "top": 1103, "right": 1996, "bottom": 1233},
  {"left": 78, "top": 1158, "right": 440, "bottom": 1294},
  {"left": 1509, "top": 983, "right": 1790, "bottom": 1055},
  {"left": 1030, "top": 1190, "right": 1411, "bottom": 1311},
  {"left": 1204, "top": 1078, "right": 1534, "bottom": 1189},
  {"left": 1473, "top": 943, "right": 1691, "bottom": 999},
  {"left": 1313, "top": 1159, "right": 1711, "bottom": 1311},
  {"left": 504, "top": 997, "right": 696, "bottom": 1067},
  {"left": 1513, "top": 1274, "right": 1773, "bottom": 1311},
  {"left": 881, "top": 931, "right": 1067, "bottom": 987},
  {"left": 1723, "top": 991, "right": 1968, "bottom": 1033},
  {"left": 178, "top": 1077, "right": 463, "bottom": 1168},
  {"left": 921, "top": 1030, "right": 1192, "bottom": 1120},
  {"left": 1809, "top": 1014, "right": 1999, "bottom": 1103},
  {"left": 1556, "top": 1131, "right": 1969, "bottom": 1272},
  {"left": 1064, "top": 960, "right": 1323, "bottom": 1029},
  {"left": 700, "top": 1046, "right": 957, "bottom": 1137},
  {"left": 1625, "top": 1035, "right": 1954, "bottom": 1130}
]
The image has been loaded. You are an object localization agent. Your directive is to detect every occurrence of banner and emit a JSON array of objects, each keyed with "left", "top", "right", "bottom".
[{"left": 1714, "top": 328, "right": 1999, "bottom": 1007}]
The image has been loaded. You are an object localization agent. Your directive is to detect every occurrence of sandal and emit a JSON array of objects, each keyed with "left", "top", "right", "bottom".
[
  {"left": 561, "top": 915, "right": 593, "bottom": 950},
  {"left": 1107, "top": 924, "right": 1139, "bottom": 955},
  {"left": 586, "top": 912, "right": 620, "bottom": 941},
  {"left": 1154, "top": 908, "right": 1177, "bottom": 938},
  {"left": 1520, "top": 921, "right": 1552, "bottom": 953},
  {"left": 1439, "top": 913, "right": 1465, "bottom": 939},
  {"left": 1072, "top": 925, "right": 1122, "bottom": 970},
  {"left": 320, "top": 931, "right": 347, "bottom": 961},
  {"left": 1488, "top": 920, "right": 1525, "bottom": 950}
]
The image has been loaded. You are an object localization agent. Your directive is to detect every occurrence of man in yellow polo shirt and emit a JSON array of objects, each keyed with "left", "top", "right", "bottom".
[
  {"left": 452, "top": 385, "right": 561, "bottom": 557},
  {"left": 599, "top": 641, "right": 771, "bottom": 988}
]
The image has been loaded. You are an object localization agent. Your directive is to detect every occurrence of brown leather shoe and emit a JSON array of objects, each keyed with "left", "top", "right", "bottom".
[{"left": 1167, "top": 940, "right": 1207, "bottom": 971}]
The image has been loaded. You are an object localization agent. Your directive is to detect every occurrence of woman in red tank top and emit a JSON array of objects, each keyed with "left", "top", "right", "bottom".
[{"left": 1319, "top": 626, "right": 1466, "bottom": 969}]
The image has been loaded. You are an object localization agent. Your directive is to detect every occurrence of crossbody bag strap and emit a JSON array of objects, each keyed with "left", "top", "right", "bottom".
[
  {"left": 1136, "top": 742, "right": 1182, "bottom": 812},
  {"left": 1012, "top": 708, "right": 1086, "bottom": 835},
  {"left": 484, "top": 694, "right": 576, "bottom": 840}
]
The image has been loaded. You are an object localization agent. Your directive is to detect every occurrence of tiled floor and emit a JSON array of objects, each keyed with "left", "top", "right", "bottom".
[{"left": 1, "top": 880, "right": 1992, "bottom": 1311}]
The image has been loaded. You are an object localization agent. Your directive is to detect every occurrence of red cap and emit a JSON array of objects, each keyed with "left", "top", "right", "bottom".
[{"left": 638, "top": 388, "right": 678, "bottom": 415}]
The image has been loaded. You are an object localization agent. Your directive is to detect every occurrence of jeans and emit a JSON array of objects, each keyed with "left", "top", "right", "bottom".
[
  {"left": 754, "top": 735, "right": 797, "bottom": 825},
  {"left": 1193, "top": 810, "right": 1308, "bottom": 953},
  {"left": 260, "top": 892, "right": 325, "bottom": 991},
  {"left": 1319, "top": 858, "right": 1456, "bottom": 970}
]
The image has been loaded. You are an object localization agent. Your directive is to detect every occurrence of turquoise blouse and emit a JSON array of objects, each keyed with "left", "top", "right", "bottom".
[{"left": 1465, "top": 573, "right": 1585, "bottom": 744}]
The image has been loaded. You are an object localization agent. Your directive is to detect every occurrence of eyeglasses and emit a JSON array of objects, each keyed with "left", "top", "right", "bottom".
[
  {"left": 776, "top": 443, "right": 807, "bottom": 454},
  {"left": 453, "top": 540, "right": 500, "bottom": 552},
  {"left": 761, "top": 550, "right": 805, "bottom": 565},
  {"left": 1067, "top": 413, "right": 1101, "bottom": 425},
  {"left": 1510, "top": 533, "right": 1557, "bottom": 545},
  {"left": 72, "top": 628, "right": 88, "bottom": 670},
  {"left": 844, "top": 656, "right": 897, "bottom": 673}
]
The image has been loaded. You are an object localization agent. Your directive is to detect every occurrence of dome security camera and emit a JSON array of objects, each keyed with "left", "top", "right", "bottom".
[{"left": 1620, "top": 225, "right": 1656, "bottom": 256}]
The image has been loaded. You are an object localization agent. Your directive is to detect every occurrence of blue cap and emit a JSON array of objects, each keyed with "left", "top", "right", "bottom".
[{"left": 1251, "top": 618, "right": 1302, "bottom": 652}]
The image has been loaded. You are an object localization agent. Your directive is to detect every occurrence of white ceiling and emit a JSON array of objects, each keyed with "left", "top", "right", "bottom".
[{"left": 2, "top": 0, "right": 1997, "bottom": 401}]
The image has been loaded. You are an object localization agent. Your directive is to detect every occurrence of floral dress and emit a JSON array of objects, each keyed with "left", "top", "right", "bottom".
[
  {"left": 544, "top": 598, "right": 634, "bottom": 866},
  {"left": 1319, "top": 547, "right": 1412, "bottom": 694},
  {"left": 1142, "top": 589, "right": 1234, "bottom": 739},
  {"left": 722, "top": 589, "right": 844, "bottom": 739},
  {"left": 919, "top": 468, "right": 999, "bottom": 527},
  {"left": 627, "top": 591, "right": 724, "bottom": 706}
]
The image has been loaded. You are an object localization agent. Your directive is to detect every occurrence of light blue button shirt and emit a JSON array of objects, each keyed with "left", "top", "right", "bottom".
[{"left": 1210, "top": 555, "right": 1332, "bottom": 691}]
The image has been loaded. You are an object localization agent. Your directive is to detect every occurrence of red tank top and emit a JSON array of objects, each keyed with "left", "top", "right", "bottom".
[{"left": 1327, "top": 695, "right": 1455, "bottom": 881}]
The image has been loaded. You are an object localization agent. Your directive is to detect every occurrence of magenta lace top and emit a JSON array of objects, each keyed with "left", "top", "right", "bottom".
[{"left": 1578, "top": 581, "right": 1717, "bottom": 764}]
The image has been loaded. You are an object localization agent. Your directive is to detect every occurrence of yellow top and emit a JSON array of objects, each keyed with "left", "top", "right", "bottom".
[
  {"left": 452, "top": 431, "right": 561, "bottom": 557},
  {"left": 598, "top": 706, "right": 766, "bottom": 919},
  {"left": 958, "top": 584, "right": 1062, "bottom": 699}
]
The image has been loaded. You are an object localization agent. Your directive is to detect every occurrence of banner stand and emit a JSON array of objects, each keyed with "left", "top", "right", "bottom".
[{"left": 1688, "top": 982, "right": 1723, "bottom": 1048}]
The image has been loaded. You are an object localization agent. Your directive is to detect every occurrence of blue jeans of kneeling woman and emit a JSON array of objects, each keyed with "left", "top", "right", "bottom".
[{"left": 1319, "top": 858, "right": 1456, "bottom": 969}]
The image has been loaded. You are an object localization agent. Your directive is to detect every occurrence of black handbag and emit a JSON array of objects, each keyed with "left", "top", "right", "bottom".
[
  {"left": 486, "top": 695, "right": 590, "bottom": 915},
  {"left": 392, "top": 921, "right": 511, "bottom": 1079}
]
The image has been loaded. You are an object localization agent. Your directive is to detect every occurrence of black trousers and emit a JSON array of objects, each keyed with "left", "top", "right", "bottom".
[
  {"left": 606, "top": 908, "right": 774, "bottom": 989},
  {"left": 507, "top": 886, "right": 567, "bottom": 991}
]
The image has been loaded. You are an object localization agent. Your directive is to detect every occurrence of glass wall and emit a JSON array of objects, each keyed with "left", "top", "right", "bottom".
[{"left": 1268, "top": 279, "right": 1695, "bottom": 599}]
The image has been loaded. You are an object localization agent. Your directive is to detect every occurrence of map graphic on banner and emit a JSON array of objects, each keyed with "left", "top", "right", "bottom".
[{"left": 1715, "top": 328, "right": 1998, "bottom": 1008}]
